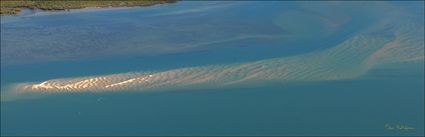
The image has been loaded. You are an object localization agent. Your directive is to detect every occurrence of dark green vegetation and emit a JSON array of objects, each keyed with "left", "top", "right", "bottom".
[{"left": 0, "top": 0, "right": 175, "bottom": 15}]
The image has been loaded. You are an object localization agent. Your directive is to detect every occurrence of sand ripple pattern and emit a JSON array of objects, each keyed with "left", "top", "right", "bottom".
[
  {"left": 9, "top": 20, "right": 424, "bottom": 95},
  {"left": 1, "top": 15, "right": 422, "bottom": 102}
]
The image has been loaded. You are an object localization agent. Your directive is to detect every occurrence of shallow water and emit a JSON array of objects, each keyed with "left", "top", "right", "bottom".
[
  {"left": 1, "top": 63, "right": 423, "bottom": 136},
  {"left": 1, "top": 1, "right": 424, "bottom": 136}
]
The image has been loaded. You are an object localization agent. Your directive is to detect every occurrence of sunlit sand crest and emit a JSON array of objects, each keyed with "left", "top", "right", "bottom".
[
  {"left": 1, "top": 12, "right": 423, "bottom": 101},
  {"left": 9, "top": 25, "right": 423, "bottom": 95}
]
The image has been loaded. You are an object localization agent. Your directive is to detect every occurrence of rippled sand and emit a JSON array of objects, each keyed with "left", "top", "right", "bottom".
[
  {"left": 1, "top": 1, "right": 424, "bottom": 102},
  {"left": 2, "top": 15, "right": 423, "bottom": 101}
]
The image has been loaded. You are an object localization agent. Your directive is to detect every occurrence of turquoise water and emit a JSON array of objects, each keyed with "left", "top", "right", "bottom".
[{"left": 1, "top": 1, "right": 424, "bottom": 136}]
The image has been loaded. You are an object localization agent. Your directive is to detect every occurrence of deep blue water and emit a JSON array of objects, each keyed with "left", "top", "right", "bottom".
[{"left": 1, "top": 1, "right": 424, "bottom": 136}]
